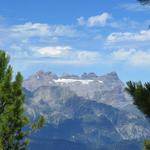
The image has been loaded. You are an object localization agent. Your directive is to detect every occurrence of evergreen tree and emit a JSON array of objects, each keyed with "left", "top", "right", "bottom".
[
  {"left": 138, "top": 0, "right": 150, "bottom": 5},
  {"left": 0, "top": 50, "right": 45, "bottom": 150},
  {"left": 144, "top": 140, "right": 150, "bottom": 150},
  {"left": 126, "top": 81, "right": 150, "bottom": 118},
  {"left": 126, "top": 81, "right": 150, "bottom": 150}
]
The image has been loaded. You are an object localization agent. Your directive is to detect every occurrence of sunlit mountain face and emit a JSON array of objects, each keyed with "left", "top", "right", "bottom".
[{"left": 23, "top": 71, "right": 149, "bottom": 150}]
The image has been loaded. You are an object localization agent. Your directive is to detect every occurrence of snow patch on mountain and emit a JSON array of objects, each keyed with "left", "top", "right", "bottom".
[{"left": 54, "top": 78, "right": 103, "bottom": 84}]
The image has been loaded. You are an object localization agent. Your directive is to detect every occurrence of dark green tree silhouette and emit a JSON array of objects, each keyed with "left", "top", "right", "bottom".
[
  {"left": 138, "top": 0, "right": 150, "bottom": 5},
  {"left": 126, "top": 81, "right": 150, "bottom": 150},
  {"left": 0, "top": 50, "right": 45, "bottom": 150},
  {"left": 126, "top": 81, "right": 150, "bottom": 118}
]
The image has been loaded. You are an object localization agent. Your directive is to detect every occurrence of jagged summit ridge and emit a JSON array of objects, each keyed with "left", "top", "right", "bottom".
[
  {"left": 27, "top": 71, "right": 119, "bottom": 80},
  {"left": 23, "top": 71, "right": 120, "bottom": 90},
  {"left": 23, "top": 71, "right": 131, "bottom": 109}
]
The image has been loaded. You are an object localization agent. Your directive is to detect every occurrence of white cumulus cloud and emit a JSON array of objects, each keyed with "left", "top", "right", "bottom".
[
  {"left": 77, "top": 12, "right": 111, "bottom": 27},
  {"left": 111, "top": 49, "right": 150, "bottom": 67},
  {"left": 35, "top": 46, "right": 71, "bottom": 57},
  {"left": 112, "top": 49, "right": 136, "bottom": 61},
  {"left": 107, "top": 30, "right": 150, "bottom": 43},
  {"left": 31, "top": 45, "right": 101, "bottom": 65},
  {"left": 87, "top": 12, "right": 111, "bottom": 27},
  {"left": 129, "top": 51, "right": 150, "bottom": 66}
]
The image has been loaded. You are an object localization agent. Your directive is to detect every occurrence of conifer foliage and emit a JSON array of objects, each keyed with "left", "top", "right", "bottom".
[
  {"left": 126, "top": 81, "right": 150, "bottom": 150},
  {"left": 138, "top": 0, "right": 150, "bottom": 5},
  {"left": 126, "top": 81, "right": 150, "bottom": 118},
  {"left": 0, "top": 50, "right": 45, "bottom": 150}
]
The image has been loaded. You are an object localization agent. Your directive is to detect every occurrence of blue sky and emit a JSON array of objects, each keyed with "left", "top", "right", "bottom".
[{"left": 0, "top": 0, "right": 150, "bottom": 82}]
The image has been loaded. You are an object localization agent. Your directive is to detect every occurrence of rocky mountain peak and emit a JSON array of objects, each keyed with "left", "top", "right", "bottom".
[
  {"left": 31, "top": 70, "right": 58, "bottom": 80},
  {"left": 27, "top": 71, "right": 119, "bottom": 81},
  {"left": 81, "top": 72, "right": 98, "bottom": 79},
  {"left": 98, "top": 72, "right": 120, "bottom": 81},
  {"left": 106, "top": 72, "right": 119, "bottom": 79}
]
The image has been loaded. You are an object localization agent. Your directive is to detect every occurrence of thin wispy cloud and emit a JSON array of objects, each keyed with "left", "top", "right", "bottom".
[
  {"left": 11, "top": 22, "right": 78, "bottom": 38},
  {"left": 121, "top": 3, "right": 150, "bottom": 12}
]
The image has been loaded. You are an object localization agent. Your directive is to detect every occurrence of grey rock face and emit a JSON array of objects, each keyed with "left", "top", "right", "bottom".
[
  {"left": 23, "top": 71, "right": 150, "bottom": 149},
  {"left": 23, "top": 71, "right": 58, "bottom": 91},
  {"left": 23, "top": 71, "right": 131, "bottom": 109}
]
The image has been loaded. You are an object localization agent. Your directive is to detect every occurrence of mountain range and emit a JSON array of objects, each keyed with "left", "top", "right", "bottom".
[{"left": 23, "top": 71, "right": 150, "bottom": 150}]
